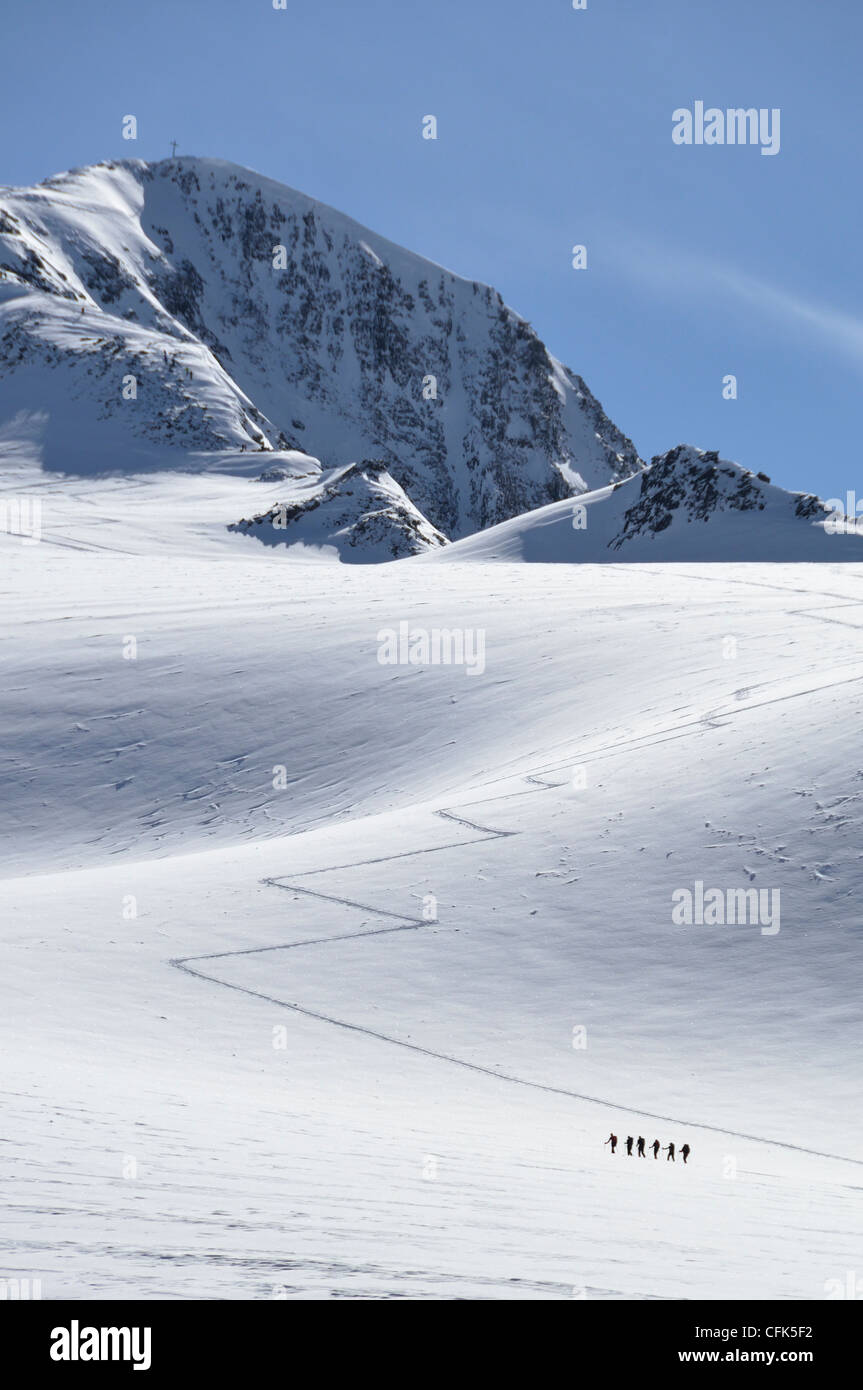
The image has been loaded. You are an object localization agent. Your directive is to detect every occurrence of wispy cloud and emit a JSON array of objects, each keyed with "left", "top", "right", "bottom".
[{"left": 607, "top": 232, "right": 863, "bottom": 372}]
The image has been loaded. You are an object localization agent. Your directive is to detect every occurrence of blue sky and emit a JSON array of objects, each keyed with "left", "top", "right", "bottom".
[{"left": 3, "top": 0, "right": 860, "bottom": 501}]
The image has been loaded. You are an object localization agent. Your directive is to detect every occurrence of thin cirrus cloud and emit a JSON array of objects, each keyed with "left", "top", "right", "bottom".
[{"left": 607, "top": 234, "right": 863, "bottom": 374}]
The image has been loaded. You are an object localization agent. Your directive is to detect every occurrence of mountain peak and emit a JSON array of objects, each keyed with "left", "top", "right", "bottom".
[{"left": 0, "top": 156, "right": 641, "bottom": 538}]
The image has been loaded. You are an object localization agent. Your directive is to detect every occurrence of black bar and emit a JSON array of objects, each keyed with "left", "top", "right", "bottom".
[{"left": 6, "top": 1299, "right": 856, "bottom": 1375}]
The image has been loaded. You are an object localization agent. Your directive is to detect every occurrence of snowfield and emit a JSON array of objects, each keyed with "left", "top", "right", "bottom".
[{"left": 2, "top": 458, "right": 862, "bottom": 1300}]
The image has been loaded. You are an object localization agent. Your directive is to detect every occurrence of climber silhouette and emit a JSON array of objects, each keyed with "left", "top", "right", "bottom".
[
  {"left": 681, "top": 1143, "right": 691, "bottom": 1165},
  {"left": 604, "top": 1133, "right": 618, "bottom": 1154},
  {"left": 664, "top": 1142, "right": 676, "bottom": 1162},
  {"left": 652, "top": 1139, "right": 661, "bottom": 1159},
  {"left": 625, "top": 1136, "right": 634, "bottom": 1156},
  {"left": 637, "top": 1136, "right": 646, "bottom": 1157}
]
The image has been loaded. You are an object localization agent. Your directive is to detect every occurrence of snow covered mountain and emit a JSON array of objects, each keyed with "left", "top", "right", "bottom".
[
  {"left": 0, "top": 157, "right": 641, "bottom": 537},
  {"left": 433, "top": 445, "right": 863, "bottom": 563}
]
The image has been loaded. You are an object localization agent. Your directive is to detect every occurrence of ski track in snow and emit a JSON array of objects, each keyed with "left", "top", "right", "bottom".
[
  {"left": 171, "top": 658, "right": 863, "bottom": 1170},
  {"left": 6, "top": 548, "right": 863, "bottom": 1298}
]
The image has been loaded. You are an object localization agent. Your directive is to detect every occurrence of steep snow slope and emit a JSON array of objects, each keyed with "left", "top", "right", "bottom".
[
  {"left": 432, "top": 445, "right": 863, "bottom": 563},
  {"left": 2, "top": 475, "right": 863, "bottom": 1298},
  {"left": 0, "top": 158, "right": 641, "bottom": 534},
  {"left": 0, "top": 282, "right": 275, "bottom": 468}
]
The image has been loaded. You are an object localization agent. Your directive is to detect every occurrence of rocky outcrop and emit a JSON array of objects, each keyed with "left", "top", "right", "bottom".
[{"left": 229, "top": 459, "right": 448, "bottom": 561}]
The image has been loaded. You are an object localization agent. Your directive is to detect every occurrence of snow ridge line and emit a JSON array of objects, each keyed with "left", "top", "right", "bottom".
[{"left": 170, "top": 785, "right": 862, "bottom": 1169}]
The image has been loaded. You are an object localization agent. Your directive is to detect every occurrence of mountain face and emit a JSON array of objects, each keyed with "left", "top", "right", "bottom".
[
  {"left": 431, "top": 446, "right": 863, "bottom": 563},
  {"left": 0, "top": 157, "right": 642, "bottom": 538}
]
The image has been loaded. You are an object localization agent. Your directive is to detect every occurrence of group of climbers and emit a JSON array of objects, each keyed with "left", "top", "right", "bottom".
[{"left": 604, "top": 1133, "right": 691, "bottom": 1163}]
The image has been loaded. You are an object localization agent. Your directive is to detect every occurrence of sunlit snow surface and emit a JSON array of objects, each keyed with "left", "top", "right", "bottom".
[{"left": 2, "top": 462, "right": 862, "bottom": 1300}]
